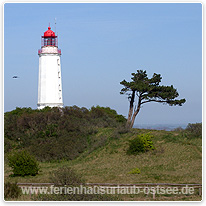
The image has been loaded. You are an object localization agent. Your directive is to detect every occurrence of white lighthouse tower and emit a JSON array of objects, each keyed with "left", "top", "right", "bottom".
[{"left": 37, "top": 26, "right": 63, "bottom": 109}]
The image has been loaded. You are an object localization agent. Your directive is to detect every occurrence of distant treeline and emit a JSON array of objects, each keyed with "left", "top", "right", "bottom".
[{"left": 4, "top": 106, "right": 126, "bottom": 161}]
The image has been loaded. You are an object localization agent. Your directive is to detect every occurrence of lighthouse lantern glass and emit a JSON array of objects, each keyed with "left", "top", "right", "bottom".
[
  {"left": 41, "top": 27, "right": 58, "bottom": 47},
  {"left": 42, "top": 37, "right": 57, "bottom": 47}
]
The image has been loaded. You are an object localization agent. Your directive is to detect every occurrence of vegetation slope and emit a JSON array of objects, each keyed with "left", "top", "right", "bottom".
[{"left": 4, "top": 107, "right": 202, "bottom": 201}]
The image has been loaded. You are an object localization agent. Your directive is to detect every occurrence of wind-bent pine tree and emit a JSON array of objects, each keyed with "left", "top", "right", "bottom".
[{"left": 120, "top": 70, "right": 186, "bottom": 128}]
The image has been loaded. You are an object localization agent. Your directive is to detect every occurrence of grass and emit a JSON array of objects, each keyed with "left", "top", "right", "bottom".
[
  {"left": 4, "top": 128, "right": 202, "bottom": 201},
  {"left": 69, "top": 128, "right": 201, "bottom": 184}
]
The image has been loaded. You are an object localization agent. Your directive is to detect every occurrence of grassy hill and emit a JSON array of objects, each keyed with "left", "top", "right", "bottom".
[
  {"left": 69, "top": 128, "right": 202, "bottom": 185},
  {"left": 5, "top": 127, "right": 202, "bottom": 184},
  {"left": 4, "top": 107, "right": 202, "bottom": 201}
]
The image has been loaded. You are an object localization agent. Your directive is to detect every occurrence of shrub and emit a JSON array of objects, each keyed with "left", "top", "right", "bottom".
[
  {"left": 128, "top": 168, "right": 141, "bottom": 174},
  {"left": 4, "top": 182, "right": 21, "bottom": 199},
  {"left": 127, "top": 133, "right": 155, "bottom": 155},
  {"left": 127, "top": 137, "right": 145, "bottom": 154},
  {"left": 50, "top": 166, "right": 84, "bottom": 186},
  {"left": 4, "top": 138, "right": 19, "bottom": 154},
  {"left": 185, "top": 123, "right": 202, "bottom": 138},
  {"left": 90, "top": 106, "right": 126, "bottom": 125},
  {"left": 5, "top": 106, "right": 125, "bottom": 162},
  {"left": 8, "top": 150, "right": 40, "bottom": 176}
]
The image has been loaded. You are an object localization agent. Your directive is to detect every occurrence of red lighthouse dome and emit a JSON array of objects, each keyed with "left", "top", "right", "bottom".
[
  {"left": 44, "top": 26, "right": 56, "bottom": 37},
  {"left": 38, "top": 26, "right": 61, "bottom": 55},
  {"left": 41, "top": 26, "right": 58, "bottom": 47}
]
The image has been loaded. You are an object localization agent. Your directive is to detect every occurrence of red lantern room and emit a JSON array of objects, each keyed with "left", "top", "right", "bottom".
[{"left": 41, "top": 26, "right": 58, "bottom": 47}]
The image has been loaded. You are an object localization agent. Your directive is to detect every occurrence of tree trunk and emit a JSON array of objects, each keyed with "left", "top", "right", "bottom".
[
  {"left": 126, "top": 90, "right": 135, "bottom": 128},
  {"left": 129, "top": 97, "right": 141, "bottom": 128}
]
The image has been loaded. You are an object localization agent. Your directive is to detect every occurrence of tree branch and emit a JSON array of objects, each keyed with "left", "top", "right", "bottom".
[{"left": 141, "top": 99, "right": 168, "bottom": 105}]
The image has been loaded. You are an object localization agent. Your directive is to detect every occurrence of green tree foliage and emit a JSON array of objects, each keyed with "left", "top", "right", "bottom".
[
  {"left": 127, "top": 133, "right": 155, "bottom": 155},
  {"left": 4, "top": 106, "right": 126, "bottom": 161},
  {"left": 120, "top": 70, "right": 186, "bottom": 128},
  {"left": 8, "top": 150, "right": 40, "bottom": 176}
]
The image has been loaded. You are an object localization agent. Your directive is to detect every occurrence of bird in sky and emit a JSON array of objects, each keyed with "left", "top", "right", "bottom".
[{"left": 12, "top": 76, "right": 19, "bottom": 78}]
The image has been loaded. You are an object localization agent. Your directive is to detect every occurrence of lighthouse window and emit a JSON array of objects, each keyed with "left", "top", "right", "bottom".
[
  {"left": 48, "top": 38, "right": 51, "bottom": 45},
  {"left": 52, "top": 39, "right": 56, "bottom": 46},
  {"left": 43, "top": 38, "right": 56, "bottom": 46},
  {"left": 57, "top": 59, "right": 60, "bottom": 66}
]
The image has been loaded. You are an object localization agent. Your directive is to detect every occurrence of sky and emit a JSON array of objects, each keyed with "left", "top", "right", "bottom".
[{"left": 4, "top": 3, "right": 202, "bottom": 125}]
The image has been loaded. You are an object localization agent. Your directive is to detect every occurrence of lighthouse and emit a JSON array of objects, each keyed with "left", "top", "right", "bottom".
[{"left": 37, "top": 26, "right": 63, "bottom": 109}]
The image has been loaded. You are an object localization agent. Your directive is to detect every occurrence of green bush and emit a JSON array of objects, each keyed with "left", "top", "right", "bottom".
[
  {"left": 4, "top": 182, "right": 21, "bottom": 199},
  {"left": 185, "top": 123, "right": 202, "bottom": 138},
  {"left": 127, "top": 133, "right": 155, "bottom": 155},
  {"left": 128, "top": 168, "right": 141, "bottom": 174},
  {"left": 8, "top": 150, "right": 40, "bottom": 176}
]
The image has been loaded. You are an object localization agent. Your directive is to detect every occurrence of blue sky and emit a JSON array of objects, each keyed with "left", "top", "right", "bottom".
[{"left": 4, "top": 3, "right": 202, "bottom": 125}]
